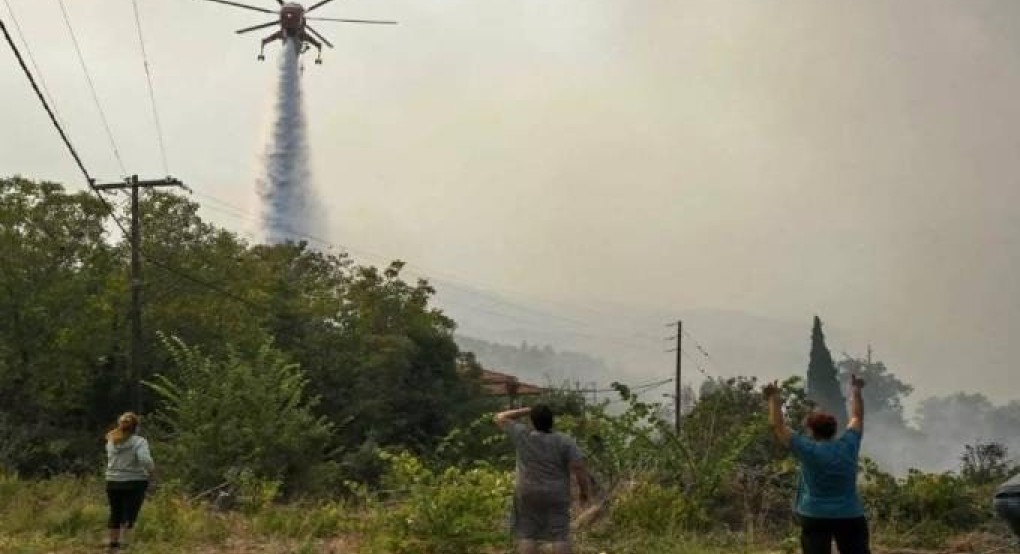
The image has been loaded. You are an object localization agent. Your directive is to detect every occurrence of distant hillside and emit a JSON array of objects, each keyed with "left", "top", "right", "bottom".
[
  {"left": 438, "top": 286, "right": 1020, "bottom": 475},
  {"left": 434, "top": 280, "right": 823, "bottom": 391},
  {"left": 455, "top": 335, "right": 613, "bottom": 389}
]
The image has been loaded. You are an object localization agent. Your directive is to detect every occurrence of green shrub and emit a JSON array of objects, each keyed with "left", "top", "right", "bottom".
[
  {"left": 361, "top": 451, "right": 513, "bottom": 554},
  {"left": 145, "top": 335, "right": 334, "bottom": 497},
  {"left": 610, "top": 480, "right": 710, "bottom": 535},
  {"left": 861, "top": 458, "right": 994, "bottom": 546}
]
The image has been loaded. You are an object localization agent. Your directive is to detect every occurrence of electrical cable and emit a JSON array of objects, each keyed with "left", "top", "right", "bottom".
[
  {"left": 6, "top": 12, "right": 676, "bottom": 387},
  {"left": 130, "top": 0, "right": 170, "bottom": 175},
  {"left": 57, "top": 0, "right": 128, "bottom": 177},
  {"left": 188, "top": 189, "right": 667, "bottom": 351},
  {"left": 2, "top": 15, "right": 93, "bottom": 186},
  {"left": 2, "top": 0, "right": 64, "bottom": 128}
]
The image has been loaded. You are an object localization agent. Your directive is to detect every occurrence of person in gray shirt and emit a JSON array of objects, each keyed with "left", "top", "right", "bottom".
[
  {"left": 104, "top": 412, "right": 155, "bottom": 551},
  {"left": 496, "top": 404, "right": 593, "bottom": 554}
]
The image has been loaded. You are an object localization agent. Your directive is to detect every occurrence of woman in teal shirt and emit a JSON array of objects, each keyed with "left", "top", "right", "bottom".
[{"left": 764, "top": 375, "right": 870, "bottom": 554}]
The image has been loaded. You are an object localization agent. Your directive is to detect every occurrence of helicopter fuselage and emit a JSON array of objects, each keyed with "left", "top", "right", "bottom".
[
  {"left": 279, "top": 3, "right": 306, "bottom": 36},
  {"left": 207, "top": 0, "right": 395, "bottom": 64}
]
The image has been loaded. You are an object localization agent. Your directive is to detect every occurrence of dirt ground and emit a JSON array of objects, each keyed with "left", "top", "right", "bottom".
[{"left": 874, "top": 532, "right": 1016, "bottom": 554}]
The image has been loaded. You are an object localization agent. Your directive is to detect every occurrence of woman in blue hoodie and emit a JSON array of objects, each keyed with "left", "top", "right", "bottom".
[{"left": 104, "top": 412, "right": 155, "bottom": 551}]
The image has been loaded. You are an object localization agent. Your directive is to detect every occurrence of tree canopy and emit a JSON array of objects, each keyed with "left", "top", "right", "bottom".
[{"left": 0, "top": 177, "right": 482, "bottom": 477}]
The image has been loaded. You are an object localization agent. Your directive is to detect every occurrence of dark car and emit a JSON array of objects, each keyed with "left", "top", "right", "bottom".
[{"left": 994, "top": 473, "right": 1020, "bottom": 541}]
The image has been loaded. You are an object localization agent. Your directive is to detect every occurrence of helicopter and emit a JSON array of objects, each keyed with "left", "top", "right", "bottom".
[{"left": 201, "top": 0, "right": 396, "bottom": 65}]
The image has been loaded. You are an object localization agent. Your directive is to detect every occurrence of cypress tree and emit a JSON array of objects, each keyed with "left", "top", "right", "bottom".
[{"left": 806, "top": 316, "right": 848, "bottom": 428}]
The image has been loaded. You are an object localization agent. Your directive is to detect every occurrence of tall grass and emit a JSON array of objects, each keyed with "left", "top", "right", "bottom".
[
  {"left": 0, "top": 472, "right": 775, "bottom": 554},
  {"left": 0, "top": 473, "right": 363, "bottom": 553},
  {"left": 5, "top": 470, "right": 994, "bottom": 554}
]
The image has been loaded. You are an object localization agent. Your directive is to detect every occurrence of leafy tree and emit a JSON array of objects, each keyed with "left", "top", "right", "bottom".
[
  {"left": 836, "top": 354, "right": 913, "bottom": 425},
  {"left": 145, "top": 335, "right": 334, "bottom": 496},
  {"left": 806, "top": 316, "right": 847, "bottom": 428},
  {"left": 917, "top": 393, "right": 994, "bottom": 443},
  {"left": 0, "top": 177, "right": 123, "bottom": 474},
  {"left": 140, "top": 192, "right": 271, "bottom": 364},
  {"left": 960, "top": 442, "right": 1012, "bottom": 485},
  {"left": 318, "top": 262, "right": 484, "bottom": 454},
  {"left": 683, "top": 376, "right": 812, "bottom": 531},
  {"left": 137, "top": 194, "right": 487, "bottom": 471},
  {"left": 989, "top": 401, "right": 1020, "bottom": 451}
]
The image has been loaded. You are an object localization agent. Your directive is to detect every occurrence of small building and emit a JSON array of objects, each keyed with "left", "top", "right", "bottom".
[{"left": 479, "top": 369, "right": 545, "bottom": 398}]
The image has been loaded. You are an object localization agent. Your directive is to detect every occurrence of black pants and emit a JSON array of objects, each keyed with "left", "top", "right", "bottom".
[
  {"left": 106, "top": 480, "right": 148, "bottom": 529},
  {"left": 800, "top": 515, "right": 871, "bottom": 554}
]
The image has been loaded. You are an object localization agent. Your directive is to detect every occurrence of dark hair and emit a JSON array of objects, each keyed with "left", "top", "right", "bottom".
[
  {"left": 530, "top": 404, "right": 554, "bottom": 433},
  {"left": 806, "top": 412, "right": 838, "bottom": 440}
]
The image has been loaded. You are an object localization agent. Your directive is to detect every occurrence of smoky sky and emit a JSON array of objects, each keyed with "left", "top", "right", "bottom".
[{"left": 2, "top": 0, "right": 1019, "bottom": 403}]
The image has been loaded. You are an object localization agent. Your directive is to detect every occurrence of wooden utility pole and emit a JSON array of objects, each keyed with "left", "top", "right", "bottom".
[
  {"left": 675, "top": 319, "right": 682, "bottom": 432},
  {"left": 94, "top": 175, "right": 184, "bottom": 413},
  {"left": 666, "top": 319, "right": 682, "bottom": 432}
]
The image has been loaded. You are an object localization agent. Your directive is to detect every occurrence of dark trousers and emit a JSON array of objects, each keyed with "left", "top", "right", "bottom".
[
  {"left": 800, "top": 515, "right": 871, "bottom": 554},
  {"left": 106, "top": 480, "right": 148, "bottom": 529}
]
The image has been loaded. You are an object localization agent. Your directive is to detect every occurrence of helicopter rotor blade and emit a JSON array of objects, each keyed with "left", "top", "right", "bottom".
[
  {"left": 202, "top": 0, "right": 276, "bottom": 14},
  {"left": 305, "top": 0, "right": 339, "bottom": 14},
  {"left": 236, "top": 20, "right": 279, "bottom": 34},
  {"left": 305, "top": 25, "right": 334, "bottom": 48},
  {"left": 306, "top": 16, "right": 397, "bottom": 24}
]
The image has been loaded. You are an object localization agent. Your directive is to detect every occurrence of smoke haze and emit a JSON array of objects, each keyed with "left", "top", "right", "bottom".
[
  {"left": 2, "top": 1, "right": 1019, "bottom": 471},
  {"left": 258, "top": 38, "right": 323, "bottom": 243}
]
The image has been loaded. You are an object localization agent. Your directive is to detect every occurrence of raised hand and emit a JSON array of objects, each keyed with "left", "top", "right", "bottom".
[
  {"left": 850, "top": 374, "right": 866, "bottom": 389},
  {"left": 762, "top": 380, "right": 780, "bottom": 399}
]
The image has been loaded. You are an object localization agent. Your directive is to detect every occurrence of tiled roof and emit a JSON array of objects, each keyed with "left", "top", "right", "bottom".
[{"left": 479, "top": 369, "right": 545, "bottom": 397}]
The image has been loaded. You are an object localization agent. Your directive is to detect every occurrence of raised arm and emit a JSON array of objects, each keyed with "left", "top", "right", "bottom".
[
  {"left": 847, "top": 374, "right": 864, "bottom": 433},
  {"left": 763, "top": 381, "right": 792, "bottom": 447},
  {"left": 494, "top": 406, "right": 531, "bottom": 430}
]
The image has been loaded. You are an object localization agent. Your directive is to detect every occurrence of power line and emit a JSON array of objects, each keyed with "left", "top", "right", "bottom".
[
  {"left": 188, "top": 189, "right": 670, "bottom": 352},
  {"left": 2, "top": 0, "right": 64, "bottom": 128},
  {"left": 5, "top": 9, "right": 267, "bottom": 328},
  {"left": 600, "top": 378, "right": 675, "bottom": 405},
  {"left": 6, "top": 4, "right": 672, "bottom": 370},
  {"left": 3, "top": 14, "right": 669, "bottom": 367},
  {"left": 57, "top": 0, "right": 128, "bottom": 177},
  {"left": 3, "top": 3, "right": 133, "bottom": 211},
  {"left": 681, "top": 327, "right": 727, "bottom": 376},
  {"left": 1, "top": 14, "right": 93, "bottom": 185},
  {"left": 681, "top": 348, "right": 710, "bottom": 378},
  {"left": 629, "top": 377, "right": 674, "bottom": 394},
  {"left": 583, "top": 377, "right": 673, "bottom": 395},
  {"left": 141, "top": 253, "right": 263, "bottom": 311},
  {"left": 1, "top": 21, "right": 668, "bottom": 402},
  {"left": 128, "top": 188, "right": 666, "bottom": 359},
  {"left": 187, "top": 203, "right": 668, "bottom": 354},
  {"left": 5, "top": 13, "right": 278, "bottom": 330},
  {"left": 191, "top": 202, "right": 643, "bottom": 348},
  {"left": 5, "top": 21, "right": 709, "bottom": 425},
  {"left": 681, "top": 328, "right": 712, "bottom": 359},
  {"left": 130, "top": 0, "right": 169, "bottom": 175},
  {"left": 188, "top": 188, "right": 658, "bottom": 342}
]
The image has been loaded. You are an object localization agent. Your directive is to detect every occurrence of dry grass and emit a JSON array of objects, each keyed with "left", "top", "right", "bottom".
[{"left": 1, "top": 476, "right": 1010, "bottom": 554}]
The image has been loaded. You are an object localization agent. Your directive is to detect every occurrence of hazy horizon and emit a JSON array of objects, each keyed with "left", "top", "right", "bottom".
[{"left": 2, "top": 0, "right": 1018, "bottom": 405}]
